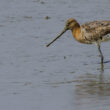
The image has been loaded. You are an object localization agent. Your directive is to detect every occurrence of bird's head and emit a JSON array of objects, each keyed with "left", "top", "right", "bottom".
[
  {"left": 65, "top": 18, "right": 79, "bottom": 30},
  {"left": 46, "top": 18, "right": 79, "bottom": 47}
]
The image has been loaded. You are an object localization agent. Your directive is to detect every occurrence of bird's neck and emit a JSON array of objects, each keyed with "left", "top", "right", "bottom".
[{"left": 71, "top": 24, "right": 81, "bottom": 41}]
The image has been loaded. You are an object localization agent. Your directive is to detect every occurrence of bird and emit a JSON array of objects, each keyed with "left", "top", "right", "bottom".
[{"left": 46, "top": 18, "right": 110, "bottom": 68}]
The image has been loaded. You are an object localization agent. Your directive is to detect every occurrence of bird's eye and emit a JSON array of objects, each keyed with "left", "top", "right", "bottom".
[
  {"left": 66, "top": 23, "right": 69, "bottom": 26},
  {"left": 66, "top": 22, "right": 70, "bottom": 27}
]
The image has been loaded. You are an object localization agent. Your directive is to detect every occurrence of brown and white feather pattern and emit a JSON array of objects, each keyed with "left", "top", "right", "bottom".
[{"left": 80, "top": 20, "right": 110, "bottom": 44}]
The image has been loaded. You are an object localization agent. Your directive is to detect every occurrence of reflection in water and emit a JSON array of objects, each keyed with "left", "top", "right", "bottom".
[
  {"left": 74, "top": 70, "right": 110, "bottom": 109},
  {"left": 75, "top": 71, "right": 110, "bottom": 96}
]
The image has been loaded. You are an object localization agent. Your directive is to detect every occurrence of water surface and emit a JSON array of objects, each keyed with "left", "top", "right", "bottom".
[{"left": 0, "top": 0, "right": 110, "bottom": 110}]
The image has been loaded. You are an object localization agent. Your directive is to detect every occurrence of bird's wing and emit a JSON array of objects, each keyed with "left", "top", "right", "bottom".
[{"left": 81, "top": 21, "right": 110, "bottom": 42}]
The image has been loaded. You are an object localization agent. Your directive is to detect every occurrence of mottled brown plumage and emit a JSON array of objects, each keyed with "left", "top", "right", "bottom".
[
  {"left": 81, "top": 20, "right": 110, "bottom": 43},
  {"left": 64, "top": 18, "right": 110, "bottom": 44},
  {"left": 46, "top": 18, "right": 110, "bottom": 68}
]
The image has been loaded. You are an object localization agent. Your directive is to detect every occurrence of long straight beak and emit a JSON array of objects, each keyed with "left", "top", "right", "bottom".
[{"left": 46, "top": 27, "right": 68, "bottom": 47}]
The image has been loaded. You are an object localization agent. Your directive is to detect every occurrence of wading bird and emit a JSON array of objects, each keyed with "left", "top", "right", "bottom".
[{"left": 46, "top": 18, "right": 110, "bottom": 68}]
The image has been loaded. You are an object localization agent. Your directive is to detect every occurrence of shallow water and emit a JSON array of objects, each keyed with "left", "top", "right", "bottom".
[{"left": 0, "top": 0, "right": 110, "bottom": 110}]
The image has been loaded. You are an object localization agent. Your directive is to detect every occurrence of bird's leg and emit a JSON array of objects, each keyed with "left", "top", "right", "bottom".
[
  {"left": 97, "top": 43, "right": 104, "bottom": 71},
  {"left": 97, "top": 43, "right": 104, "bottom": 69}
]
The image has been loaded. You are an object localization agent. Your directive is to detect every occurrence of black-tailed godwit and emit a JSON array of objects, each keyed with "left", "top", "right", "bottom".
[{"left": 46, "top": 18, "right": 110, "bottom": 68}]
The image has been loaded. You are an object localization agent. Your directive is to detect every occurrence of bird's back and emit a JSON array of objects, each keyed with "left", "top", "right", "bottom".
[
  {"left": 81, "top": 20, "right": 110, "bottom": 43},
  {"left": 82, "top": 20, "right": 110, "bottom": 29}
]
